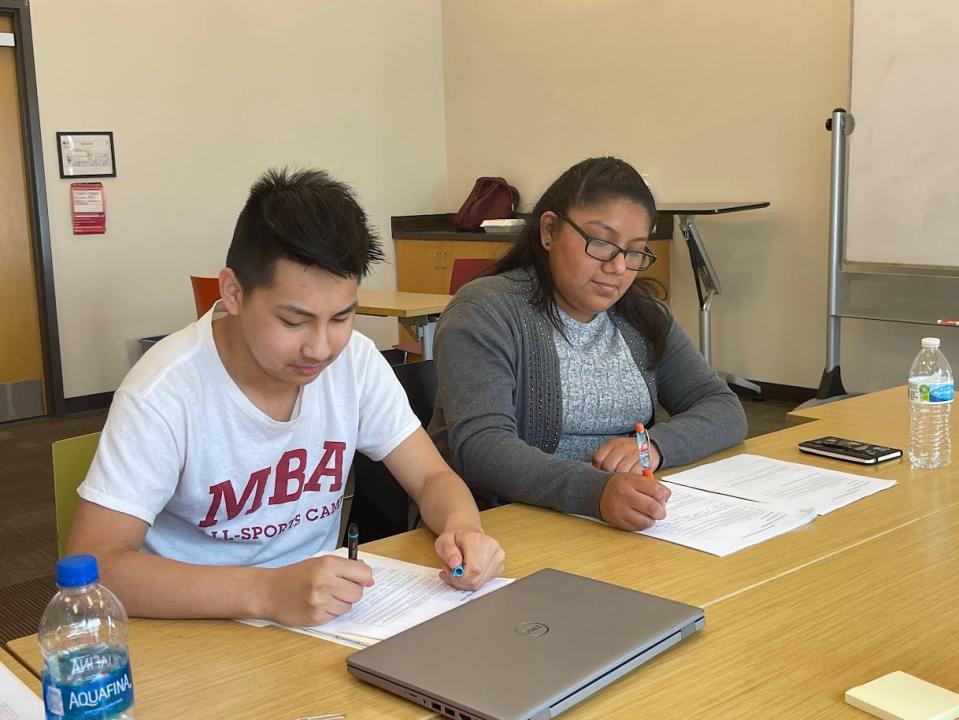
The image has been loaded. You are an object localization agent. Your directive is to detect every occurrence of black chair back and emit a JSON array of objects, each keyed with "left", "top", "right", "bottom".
[{"left": 346, "top": 360, "right": 437, "bottom": 543}]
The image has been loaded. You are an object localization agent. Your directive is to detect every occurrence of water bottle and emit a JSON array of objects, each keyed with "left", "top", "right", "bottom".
[
  {"left": 39, "top": 555, "right": 135, "bottom": 719},
  {"left": 907, "top": 337, "right": 953, "bottom": 469}
]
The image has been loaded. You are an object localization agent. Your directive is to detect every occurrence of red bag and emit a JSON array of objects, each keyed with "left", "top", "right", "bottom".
[{"left": 453, "top": 177, "right": 520, "bottom": 231}]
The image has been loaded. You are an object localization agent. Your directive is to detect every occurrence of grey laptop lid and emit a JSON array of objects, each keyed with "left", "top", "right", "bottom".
[{"left": 347, "top": 568, "right": 704, "bottom": 720}]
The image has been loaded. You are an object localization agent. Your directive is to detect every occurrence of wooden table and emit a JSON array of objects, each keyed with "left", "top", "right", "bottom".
[
  {"left": 1, "top": 646, "right": 39, "bottom": 695},
  {"left": 789, "top": 385, "right": 906, "bottom": 425},
  {"left": 578, "top": 503, "right": 959, "bottom": 719},
  {"left": 7, "top": 387, "right": 957, "bottom": 718},
  {"left": 356, "top": 289, "right": 452, "bottom": 360}
]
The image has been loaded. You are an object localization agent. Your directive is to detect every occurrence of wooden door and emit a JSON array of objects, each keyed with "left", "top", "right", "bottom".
[{"left": 0, "top": 16, "right": 45, "bottom": 421}]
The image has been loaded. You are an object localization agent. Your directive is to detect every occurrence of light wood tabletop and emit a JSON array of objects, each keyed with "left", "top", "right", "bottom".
[
  {"left": 354, "top": 413, "right": 956, "bottom": 614},
  {"left": 1, "top": 646, "right": 39, "bottom": 695},
  {"left": 788, "top": 385, "right": 906, "bottom": 424},
  {"left": 561, "top": 504, "right": 959, "bottom": 719},
  {"left": 356, "top": 289, "right": 452, "bottom": 318},
  {"left": 6, "top": 388, "right": 957, "bottom": 718},
  {"left": 9, "top": 618, "right": 432, "bottom": 720}
]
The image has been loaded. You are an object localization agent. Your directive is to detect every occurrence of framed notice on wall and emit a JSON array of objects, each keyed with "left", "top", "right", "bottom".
[
  {"left": 70, "top": 182, "right": 106, "bottom": 234},
  {"left": 57, "top": 131, "right": 116, "bottom": 178}
]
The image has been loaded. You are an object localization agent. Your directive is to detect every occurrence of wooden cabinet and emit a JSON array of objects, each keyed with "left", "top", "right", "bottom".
[
  {"left": 395, "top": 238, "right": 670, "bottom": 301},
  {"left": 395, "top": 239, "right": 510, "bottom": 294},
  {"left": 395, "top": 240, "right": 445, "bottom": 294}
]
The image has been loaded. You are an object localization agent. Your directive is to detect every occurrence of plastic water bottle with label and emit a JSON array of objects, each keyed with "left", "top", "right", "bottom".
[
  {"left": 907, "top": 337, "right": 953, "bottom": 469},
  {"left": 39, "top": 555, "right": 135, "bottom": 719}
]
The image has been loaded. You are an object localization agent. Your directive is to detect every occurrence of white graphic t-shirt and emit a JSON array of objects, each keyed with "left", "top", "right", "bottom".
[{"left": 79, "top": 303, "right": 420, "bottom": 568}]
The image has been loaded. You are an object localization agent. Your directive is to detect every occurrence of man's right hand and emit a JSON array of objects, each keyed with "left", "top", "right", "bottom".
[
  {"left": 599, "top": 472, "right": 670, "bottom": 531},
  {"left": 264, "top": 555, "right": 375, "bottom": 626}
]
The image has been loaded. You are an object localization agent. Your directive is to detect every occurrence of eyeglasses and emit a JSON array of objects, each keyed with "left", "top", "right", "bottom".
[{"left": 554, "top": 211, "right": 657, "bottom": 272}]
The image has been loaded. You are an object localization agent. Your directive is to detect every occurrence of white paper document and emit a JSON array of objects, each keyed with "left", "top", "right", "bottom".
[
  {"left": 636, "top": 482, "right": 816, "bottom": 557},
  {"left": 663, "top": 454, "right": 897, "bottom": 515},
  {"left": 0, "top": 661, "right": 43, "bottom": 720},
  {"left": 241, "top": 550, "right": 512, "bottom": 648}
]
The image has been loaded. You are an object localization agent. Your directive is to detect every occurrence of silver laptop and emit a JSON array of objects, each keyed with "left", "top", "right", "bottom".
[{"left": 347, "top": 568, "right": 704, "bottom": 720}]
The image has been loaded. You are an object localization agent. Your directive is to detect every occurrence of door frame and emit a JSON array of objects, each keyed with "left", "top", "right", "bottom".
[{"left": 1, "top": 0, "right": 64, "bottom": 416}]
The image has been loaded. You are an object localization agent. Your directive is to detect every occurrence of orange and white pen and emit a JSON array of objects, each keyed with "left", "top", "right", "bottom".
[{"left": 635, "top": 423, "right": 654, "bottom": 477}]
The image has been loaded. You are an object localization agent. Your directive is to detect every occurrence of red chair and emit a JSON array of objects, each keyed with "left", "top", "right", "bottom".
[
  {"left": 190, "top": 276, "right": 221, "bottom": 319},
  {"left": 448, "top": 258, "right": 498, "bottom": 295},
  {"left": 394, "top": 258, "right": 497, "bottom": 360}
]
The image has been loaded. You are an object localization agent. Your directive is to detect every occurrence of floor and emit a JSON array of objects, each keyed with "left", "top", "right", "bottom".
[
  {"left": 0, "top": 396, "right": 793, "bottom": 644},
  {"left": 0, "top": 408, "right": 108, "bottom": 643}
]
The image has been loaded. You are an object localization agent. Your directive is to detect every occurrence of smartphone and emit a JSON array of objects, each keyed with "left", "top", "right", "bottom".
[{"left": 798, "top": 436, "right": 902, "bottom": 465}]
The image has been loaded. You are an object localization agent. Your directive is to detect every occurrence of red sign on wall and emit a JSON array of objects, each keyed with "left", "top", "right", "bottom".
[{"left": 71, "top": 182, "right": 106, "bottom": 234}]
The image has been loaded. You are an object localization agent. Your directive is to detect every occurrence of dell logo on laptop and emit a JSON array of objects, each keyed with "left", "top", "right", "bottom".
[{"left": 515, "top": 622, "right": 549, "bottom": 637}]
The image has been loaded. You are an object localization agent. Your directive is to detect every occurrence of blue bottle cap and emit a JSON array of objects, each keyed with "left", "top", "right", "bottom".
[{"left": 56, "top": 555, "right": 100, "bottom": 588}]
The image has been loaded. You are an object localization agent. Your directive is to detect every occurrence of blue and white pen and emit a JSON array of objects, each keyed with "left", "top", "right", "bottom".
[{"left": 635, "top": 423, "right": 654, "bottom": 477}]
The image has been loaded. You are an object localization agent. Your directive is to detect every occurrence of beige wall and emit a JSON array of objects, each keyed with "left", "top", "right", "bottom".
[
  {"left": 31, "top": 0, "right": 955, "bottom": 399},
  {"left": 31, "top": 0, "right": 449, "bottom": 398},
  {"left": 441, "top": 0, "right": 879, "bottom": 390}
]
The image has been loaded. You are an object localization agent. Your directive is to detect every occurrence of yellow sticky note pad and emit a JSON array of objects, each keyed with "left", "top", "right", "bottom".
[{"left": 846, "top": 671, "right": 959, "bottom": 720}]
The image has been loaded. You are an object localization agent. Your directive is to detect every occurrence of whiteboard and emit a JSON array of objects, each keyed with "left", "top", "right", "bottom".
[{"left": 846, "top": 0, "right": 959, "bottom": 267}]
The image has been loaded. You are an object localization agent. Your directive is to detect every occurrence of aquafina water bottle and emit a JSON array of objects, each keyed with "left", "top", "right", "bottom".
[
  {"left": 907, "top": 337, "right": 953, "bottom": 469},
  {"left": 39, "top": 555, "right": 135, "bottom": 719}
]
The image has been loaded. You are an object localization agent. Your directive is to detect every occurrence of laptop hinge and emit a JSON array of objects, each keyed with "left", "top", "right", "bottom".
[
  {"left": 682, "top": 618, "right": 704, "bottom": 639},
  {"left": 549, "top": 619, "right": 703, "bottom": 717}
]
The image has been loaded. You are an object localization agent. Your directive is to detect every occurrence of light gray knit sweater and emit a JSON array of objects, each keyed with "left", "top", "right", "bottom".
[
  {"left": 551, "top": 307, "right": 653, "bottom": 462},
  {"left": 428, "top": 268, "right": 748, "bottom": 519}
]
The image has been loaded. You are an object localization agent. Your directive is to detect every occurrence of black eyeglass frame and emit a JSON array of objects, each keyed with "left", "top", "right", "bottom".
[{"left": 552, "top": 211, "right": 657, "bottom": 272}]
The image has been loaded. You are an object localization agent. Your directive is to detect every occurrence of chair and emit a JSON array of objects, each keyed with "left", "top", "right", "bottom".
[
  {"left": 345, "top": 360, "right": 437, "bottom": 543},
  {"left": 394, "top": 257, "right": 497, "bottom": 360},
  {"left": 190, "top": 275, "right": 221, "bottom": 319},
  {"left": 379, "top": 348, "right": 407, "bottom": 366},
  {"left": 448, "top": 257, "right": 498, "bottom": 296},
  {"left": 52, "top": 431, "right": 101, "bottom": 557}
]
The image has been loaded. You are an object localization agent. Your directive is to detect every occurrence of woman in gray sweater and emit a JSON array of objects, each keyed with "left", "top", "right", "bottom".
[{"left": 428, "top": 157, "right": 747, "bottom": 531}]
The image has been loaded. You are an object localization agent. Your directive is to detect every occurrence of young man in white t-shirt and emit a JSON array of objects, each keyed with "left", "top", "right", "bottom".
[{"left": 67, "top": 168, "right": 505, "bottom": 627}]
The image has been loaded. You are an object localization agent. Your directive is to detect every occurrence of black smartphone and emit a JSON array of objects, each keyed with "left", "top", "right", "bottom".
[{"left": 798, "top": 436, "right": 903, "bottom": 465}]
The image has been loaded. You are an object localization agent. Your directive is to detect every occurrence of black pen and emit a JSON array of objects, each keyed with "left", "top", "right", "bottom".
[{"left": 347, "top": 523, "right": 359, "bottom": 561}]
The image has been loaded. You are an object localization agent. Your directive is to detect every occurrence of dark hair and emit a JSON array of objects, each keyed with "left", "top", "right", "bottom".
[
  {"left": 489, "top": 156, "right": 669, "bottom": 363},
  {"left": 226, "top": 167, "right": 384, "bottom": 291}
]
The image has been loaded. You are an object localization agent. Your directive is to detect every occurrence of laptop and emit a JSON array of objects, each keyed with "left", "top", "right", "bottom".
[{"left": 347, "top": 568, "right": 704, "bottom": 720}]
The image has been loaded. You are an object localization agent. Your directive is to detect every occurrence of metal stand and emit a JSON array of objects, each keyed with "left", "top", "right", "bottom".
[
  {"left": 815, "top": 108, "right": 855, "bottom": 400},
  {"left": 398, "top": 315, "right": 440, "bottom": 360},
  {"left": 680, "top": 214, "right": 762, "bottom": 398}
]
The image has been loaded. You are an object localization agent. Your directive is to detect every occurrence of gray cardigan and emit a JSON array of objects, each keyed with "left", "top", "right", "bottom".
[{"left": 428, "top": 268, "right": 748, "bottom": 519}]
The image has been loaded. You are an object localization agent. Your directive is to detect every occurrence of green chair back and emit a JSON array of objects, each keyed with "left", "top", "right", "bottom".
[{"left": 51, "top": 431, "right": 101, "bottom": 557}]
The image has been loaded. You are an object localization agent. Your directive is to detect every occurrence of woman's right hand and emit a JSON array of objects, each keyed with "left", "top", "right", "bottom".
[{"left": 599, "top": 473, "right": 670, "bottom": 531}]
